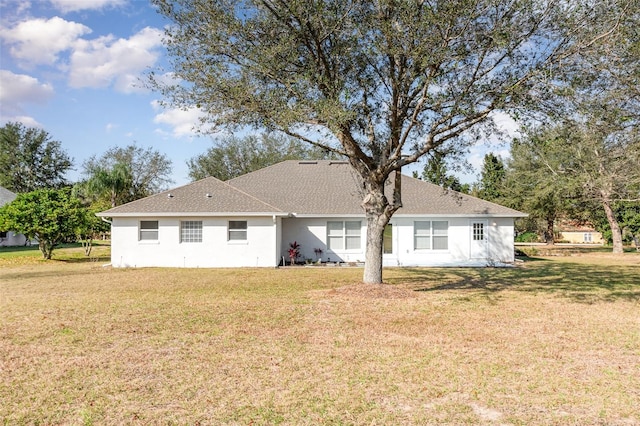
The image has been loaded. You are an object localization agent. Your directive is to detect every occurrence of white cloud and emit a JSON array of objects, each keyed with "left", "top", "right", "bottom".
[
  {"left": 0, "top": 16, "right": 91, "bottom": 66},
  {"left": 151, "top": 100, "right": 208, "bottom": 138},
  {"left": 0, "top": 115, "right": 42, "bottom": 128},
  {"left": 49, "top": 0, "right": 127, "bottom": 13},
  {"left": 0, "top": 70, "right": 54, "bottom": 122},
  {"left": 68, "top": 26, "right": 163, "bottom": 93}
]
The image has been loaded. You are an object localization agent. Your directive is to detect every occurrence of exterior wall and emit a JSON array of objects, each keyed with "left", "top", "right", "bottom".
[
  {"left": 0, "top": 231, "right": 28, "bottom": 247},
  {"left": 110, "top": 216, "right": 278, "bottom": 268},
  {"left": 281, "top": 217, "right": 366, "bottom": 264},
  {"left": 558, "top": 231, "right": 604, "bottom": 244},
  {"left": 281, "top": 216, "right": 516, "bottom": 267},
  {"left": 109, "top": 215, "right": 516, "bottom": 268}
]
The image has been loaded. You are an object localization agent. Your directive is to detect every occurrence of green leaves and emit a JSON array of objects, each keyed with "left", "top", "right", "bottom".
[
  {"left": 0, "top": 122, "right": 73, "bottom": 193},
  {"left": 0, "top": 188, "right": 89, "bottom": 259}
]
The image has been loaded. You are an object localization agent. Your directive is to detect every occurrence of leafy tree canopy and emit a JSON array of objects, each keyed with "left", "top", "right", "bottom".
[
  {"left": 151, "top": 0, "right": 627, "bottom": 283},
  {"left": 188, "top": 133, "right": 341, "bottom": 181},
  {"left": 418, "top": 150, "right": 469, "bottom": 193},
  {"left": 82, "top": 145, "right": 173, "bottom": 204},
  {"left": 0, "top": 188, "right": 86, "bottom": 259},
  {"left": 477, "top": 153, "right": 506, "bottom": 202},
  {"left": 0, "top": 122, "right": 73, "bottom": 193}
]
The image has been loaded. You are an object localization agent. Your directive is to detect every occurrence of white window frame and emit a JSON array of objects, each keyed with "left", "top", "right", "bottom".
[
  {"left": 327, "top": 221, "right": 361, "bottom": 251},
  {"left": 414, "top": 220, "right": 449, "bottom": 251},
  {"left": 139, "top": 220, "right": 158, "bottom": 241},
  {"left": 228, "top": 220, "right": 247, "bottom": 241},
  {"left": 180, "top": 220, "right": 203, "bottom": 243}
]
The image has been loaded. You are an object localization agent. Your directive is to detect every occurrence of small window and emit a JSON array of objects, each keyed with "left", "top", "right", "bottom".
[
  {"left": 414, "top": 221, "right": 449, "bottom": 250},
  {"left": 433, "top": 221, "right": 449, "bottom": 250},
  {"left": 383, "top": 224, "right": 393, "bottom": 254},
  {"left": 181, "top": 221, "right": 202, "bottom": 243},
  {"left": 228, "top": 220, "right": 247, "bottom": 241},
  {"left": 414, "top": 221, "right": 431, "bottom": 250},
  {"left": 0, "top": 231, "right": 7, "bottom": 238},
  {"left": 139, "top": 220, "right": 158, "bottom": 241},
  {"left": 583, "top": 233, "right": 592, "bottom": 243},
  {"left": 473, "top": 223, "right": 484, "bottom": 241},
  {"left": 327, "top": 221, "right": 361, "bottom": 250}
]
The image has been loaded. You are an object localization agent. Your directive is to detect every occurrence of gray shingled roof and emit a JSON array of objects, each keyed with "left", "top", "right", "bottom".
[
  {"left": 230, "top": 160, "right": 526, "bottom": 217},
  {"left": 99, "top": 160, "right": 527, "bottom": 218},
  {"left": 0, "top": 186, "right": 17, "bottom": 207},
  {"left": 98, "top": 176, "right": 284, "bottom": 217}
]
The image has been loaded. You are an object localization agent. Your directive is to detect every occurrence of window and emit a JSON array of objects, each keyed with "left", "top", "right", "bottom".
[
  {"left": 327, "top": 221, "right": 361, "bottom": 250},
  {"left": 584, "top": 233, "right": 592, "bottom": 243},
  {"left": 414, "top": 221, "right": 448, "bottom": 250},
  {"left": 139, "top": 220, "right": 158, "bottom": 241},
  {"left": 473, "top": 222, "right": 484, "bottom": 241},
  {"left": 0, "top": 231, "right": 7, "bottom": 238},
  {"left": 383, "top": 224, "right": 393, "bottom": 254},
  {"left": 228, "top": 220, "right": 247, "bottom": 241},
  {"left": 181, "top": 221, "right": 202, "bottom": 243}
]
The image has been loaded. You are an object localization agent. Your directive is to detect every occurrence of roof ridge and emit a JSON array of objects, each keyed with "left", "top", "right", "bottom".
[{"left": 221, "top": 179, "right": 285, "bottom": 213}]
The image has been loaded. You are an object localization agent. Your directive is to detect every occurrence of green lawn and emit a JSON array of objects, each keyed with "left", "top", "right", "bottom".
[{"left": 1, "top": 246, "right": 639, "bottom": 425}]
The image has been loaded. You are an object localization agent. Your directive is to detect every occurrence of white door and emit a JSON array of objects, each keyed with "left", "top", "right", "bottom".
[{"left": 470, "top": 220, "right": 489, "bottom": 259}]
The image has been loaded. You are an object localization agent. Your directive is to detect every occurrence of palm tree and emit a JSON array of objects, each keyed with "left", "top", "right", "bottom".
[{"left": 85, "top": 162, "right": 133, "bottom": 207}]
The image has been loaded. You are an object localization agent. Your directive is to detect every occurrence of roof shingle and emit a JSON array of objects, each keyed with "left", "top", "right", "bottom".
[{"left": 100, "top": 160, "right": 526, "bottom": 218}]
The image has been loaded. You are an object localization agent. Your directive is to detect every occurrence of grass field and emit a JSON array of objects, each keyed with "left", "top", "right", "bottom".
[{"left": 1, "top": 246, "right": 639, "bottom": 425}]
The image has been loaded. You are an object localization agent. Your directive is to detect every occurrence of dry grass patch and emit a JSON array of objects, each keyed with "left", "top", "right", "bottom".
[{"left": 1, "top": 250, "right": 639, "bottom": 425}]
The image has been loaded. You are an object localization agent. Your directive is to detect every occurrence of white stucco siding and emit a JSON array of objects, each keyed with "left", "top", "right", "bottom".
[
  {"left": 486, "top": 218, "right": 516, "bottom": 263},
  {"left": 110, "top": 216, "right": 278, "bottom": 268},
  {"left": 281, "top": 217, "right": 366, "bottom": 263},
  {"left": 280, "top": 216, "right": 516, "bottom": 267}
]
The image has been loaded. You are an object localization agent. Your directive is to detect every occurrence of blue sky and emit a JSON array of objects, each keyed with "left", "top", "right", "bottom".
[{"left": 0, "top": 0, "right": 514, "bottom": 188}]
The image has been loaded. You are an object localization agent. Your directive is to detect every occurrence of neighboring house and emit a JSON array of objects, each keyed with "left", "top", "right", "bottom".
[
  {"left": 0, "top": 186, "right": 29, "bottom": 247},
  {"left": 556, "top": 220, "right": 604, "bottom": 244},
  {"left": 97, "top": 160, "right": 527, "bottom": 268}
]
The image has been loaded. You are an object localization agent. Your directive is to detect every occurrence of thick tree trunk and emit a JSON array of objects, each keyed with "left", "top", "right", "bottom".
[
  {"left": 363, "top": 213, "right": 388, "bottom": 284},
  {"left": 544, "top": 217, "right": 555, "bottom": 245},
  {"left": 602, "top": 198, "right": 624, "bottom": 254},
  {"left": 359, "top": 171, "right": 402, "bottom": 284}
]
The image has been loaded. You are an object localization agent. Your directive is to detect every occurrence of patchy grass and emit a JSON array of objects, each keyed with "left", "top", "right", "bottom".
[{"left": 1, "top": 248, "right": 639, "bottom": 425}]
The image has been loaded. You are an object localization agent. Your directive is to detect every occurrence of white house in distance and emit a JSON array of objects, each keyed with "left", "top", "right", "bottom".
[
  {"left": 97, "top": 160, "right": 527, "bottom": 268},
  {"left": 0, "top": 186, "right": 29, "bottom": 247}
]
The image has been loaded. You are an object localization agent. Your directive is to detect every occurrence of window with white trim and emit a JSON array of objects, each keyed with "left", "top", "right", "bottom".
[
  {"left": 228, "top": 220, "right": 247, "bottom": 241},
  {"left": 414, "top": 221, "right": 448, "bottom": 250},
  {"left": 139, "top": 220, "right": 158, "bottom": 241},
  {"left": 583, "top": 233, "right": 592, "bottom": 243},
  {"left": 473, "top": 222, "right": 484, "bottom": 241},
  {"left": 180, "top": 220, "right": 202, "bottom": 243},
  {"left": 327, "top": 221, "right": 361, "bottom": 250}
]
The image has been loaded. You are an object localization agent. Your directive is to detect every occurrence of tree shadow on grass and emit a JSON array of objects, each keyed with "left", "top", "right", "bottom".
[{"left": 389, "top": 258, "right": 640, "bottom": 303}]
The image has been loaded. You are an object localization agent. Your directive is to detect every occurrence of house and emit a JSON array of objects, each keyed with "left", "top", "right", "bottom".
[
  {"left": 97, "top": 160, "right": 527, "bottom": 268},
  {"left": 556, "top": 219, "right": 604, "bottom": 244},
  {"left": 0, "top": 186, "right": 30, "bottom": 247}
]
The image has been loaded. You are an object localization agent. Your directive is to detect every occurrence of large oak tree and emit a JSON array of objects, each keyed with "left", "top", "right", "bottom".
[{"left": 152, "top": 0, "right": 625, "bottom": 283}]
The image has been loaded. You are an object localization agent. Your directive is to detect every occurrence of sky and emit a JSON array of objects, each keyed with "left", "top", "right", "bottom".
[{"left": 0, "top": 0, "right": 515, "bottom": 189}]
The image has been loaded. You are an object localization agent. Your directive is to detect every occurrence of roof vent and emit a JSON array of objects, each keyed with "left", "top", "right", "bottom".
[
  {"left": 299, "top": 161, "right": 317, "bottom": 165},
  {"left": 167, "top": 193, "right": 174, "bottom": 198},
  {"left": 329, "top": 161, "right": 348, "bottom": 165},
  {"left": 205, "top": 193, "right": 212, "bottom": 198}
]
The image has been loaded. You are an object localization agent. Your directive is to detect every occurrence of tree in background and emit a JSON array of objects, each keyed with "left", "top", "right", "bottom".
[
  {"left": 0, "top": 188, "right": 86, "bottom": 259},
  {"left": 152, "top": 0, "right": 624, "bottom": 284},
  {"left": 503, "top": 129, "right": 577, "bottom": 244},
  {"left": 477, "top": 153, "right": 506, "bottom": 203},
  {"left": 188, "top": 133, "right": 339, "bottom": 181},
  {"left": 557, "top": 122, "right": 640, "bottom": 253},
  {"left": 81, "top": 162, "right": 134, "bottom": 207},
  {"left": 417, "top": 151, "right": 469, "bottom": 193},
  {"left": 0, "top": 122, "right": 73, "bottom": 193},
  {"left": 82, "top": 145, "right": 172, "bottom": 204}
]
